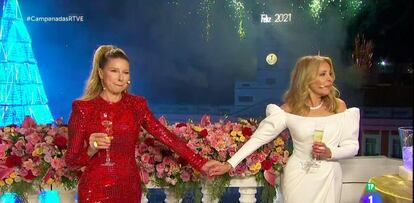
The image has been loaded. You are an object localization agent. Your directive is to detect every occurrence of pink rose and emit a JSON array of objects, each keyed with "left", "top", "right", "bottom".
[
  {"left": 137, "top": 144, "right": 148, "bottom": 154},
  {"left": 223, "top": 122, "right": 233, "bottom": 132},
  {"left": 25, "top": 143, "right": 34, "bottom": 154},
  {"left": 51, "top": 158, "right": 63, "bottom": 170},
  {"left": 47, "top": 128, "right": 57, "bottom": 136},
  {"left": 15, "top": 140, "right": 25, "bottom": 150},
  {"left": 141, "top": 154, "right": 151, "bottom": 163},
  {"left": 270, "top": 152, "right": 281, "bottom": 163},
  {"left": 0, "top": 150, "right": 6, "bottom": 159},
  {"left": 156, "top": 163, "right": 165, "bottom": 174},
  {"left": 0, "top": 165, "right": 14, "bottom": 179},
  {"left": 200, "top": 115, "right": 211, "bottom": 127},
  {"left": 26, "top": 133, "right": 41, "bottom": 145},
  {"left": 23, "top": 159, "right": 36, "bottom": 171},
  {"left": 218, "top": 150, "right": 228, "bottom": 160},
  {"left": 11, "top": 148, "right": 25, "bottom": 157},
  {"left": 180, "top": 171, "right": 191, "bottom": 182},
  {"left": 281, "top": 130, "right": 290, "bottom": 141}
]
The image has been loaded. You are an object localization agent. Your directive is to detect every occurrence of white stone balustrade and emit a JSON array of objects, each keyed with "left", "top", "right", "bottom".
[{"left": 13, "top": 156, "right": 404, "bottom": 203}]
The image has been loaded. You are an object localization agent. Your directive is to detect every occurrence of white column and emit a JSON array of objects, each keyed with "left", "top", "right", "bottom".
[
  {"left": 239, "top": 187, "right": 257, "bottom": 203},
  {"left": 141, "top": 193, "right": 149, "bottom": 203},
  {"left": 230, "top": 176, "right": 260, "bottom": 203},
  {"left": 201, "top": 185, "right": 219, "bottom": 203},
  {"left": 164, "top": 190, "right": 182, "bottom": 203},
  {"left": 28, "top": 194, "right": 38, "bottom": 203}
]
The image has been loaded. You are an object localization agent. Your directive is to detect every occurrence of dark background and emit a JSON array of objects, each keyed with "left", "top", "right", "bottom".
[{"left": 6, "top": 0, "right": 412, "bottom": 120}]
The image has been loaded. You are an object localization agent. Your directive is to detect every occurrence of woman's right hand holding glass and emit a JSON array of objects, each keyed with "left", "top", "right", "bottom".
[{"left": 89, "top": 133, "right": 111, "bottom": 151}]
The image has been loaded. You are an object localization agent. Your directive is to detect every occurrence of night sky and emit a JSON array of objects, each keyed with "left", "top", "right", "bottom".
[{"left": 6, "top": 0, "right": 413, "bottom": 120}]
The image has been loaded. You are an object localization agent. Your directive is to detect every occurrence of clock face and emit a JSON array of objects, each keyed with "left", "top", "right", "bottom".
[{"left": 266, "top": 53, "right": 277, "bottom": 65}]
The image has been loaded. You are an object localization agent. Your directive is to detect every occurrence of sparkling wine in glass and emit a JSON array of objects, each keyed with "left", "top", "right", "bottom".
[
  {"left": 313, "top": 129, "right": 324, "bottom": 156},
  {"left": 302, "top": 124, "right": 325, "bottom": 173},
  {"left": 310, "top": 124, "right": 324, "bottom": 169},
  {"left": 101, "top": 112, "right": 114, "bottom": 166}
]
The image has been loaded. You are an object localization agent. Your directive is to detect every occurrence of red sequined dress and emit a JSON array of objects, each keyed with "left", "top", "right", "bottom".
[{"left": 65, "top": 93, "right": 208, "bottom": 203}]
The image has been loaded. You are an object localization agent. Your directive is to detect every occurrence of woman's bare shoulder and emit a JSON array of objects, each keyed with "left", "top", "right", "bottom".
[
  {"left": 336, "top": 98, "right": 347, "bottom": 113},
  {"left": 280, "top": 103, "right": 291, "bottom": 113}
]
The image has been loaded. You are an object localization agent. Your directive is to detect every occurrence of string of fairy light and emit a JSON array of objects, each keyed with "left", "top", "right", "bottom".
[{"left": 172, "top": 0, "right": 365, "bottom": 40}]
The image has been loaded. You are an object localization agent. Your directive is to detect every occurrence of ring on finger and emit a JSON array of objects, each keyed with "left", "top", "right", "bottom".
[{"left": 93, "top": 141, "right": 99, "bottom": 148}]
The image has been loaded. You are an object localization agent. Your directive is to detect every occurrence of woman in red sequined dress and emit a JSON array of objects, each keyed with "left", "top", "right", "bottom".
[{"left": 65, "top": 45, "right": 217, "bottom": 203}]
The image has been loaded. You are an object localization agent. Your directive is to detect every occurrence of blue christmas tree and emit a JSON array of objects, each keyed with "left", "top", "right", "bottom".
[{"left": 0, "top": 0, "right": 53, "bottom": 126}]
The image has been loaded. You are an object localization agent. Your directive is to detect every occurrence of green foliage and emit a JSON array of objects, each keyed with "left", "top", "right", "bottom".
[
  {"left": 203, "top": 174, "right": 231, "bottom": 201},
  {"left": 152, "top": 178, "right": 201, "bottom": 201},
  {"left": 60, "top": 176, "right": 78, "bottom": 191},
  {"left": 183, "top": 182, "right": 203, "bottom": 203},
  {"left": 261, "top": 181, "right": 277, "bottom": 203},
  {"left": 255, "top": 172, "right": 276, "bottom": 203}
]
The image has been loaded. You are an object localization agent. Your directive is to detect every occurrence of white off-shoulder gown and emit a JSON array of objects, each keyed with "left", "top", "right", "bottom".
[{"left": 227, "top": 104, "right": 360, "bottom": 203}]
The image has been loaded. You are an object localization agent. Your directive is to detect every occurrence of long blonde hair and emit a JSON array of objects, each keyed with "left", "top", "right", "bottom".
[
  {"left": 283, "top": 55, "right": 340, "bottom": 116},
  {"left": 80, "top": 45, "right": 129, "bottom": 101}
]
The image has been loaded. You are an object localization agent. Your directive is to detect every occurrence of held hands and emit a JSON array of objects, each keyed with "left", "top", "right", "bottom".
[
  {"left": 207, "top": 161, "right": 233, "bottom": 177},
  {"left": 201, "top": 160, "right": 222, "bottom": 177},
  {"left": 200, "top": 160, "right": 233, "bottom": 177},
  {"left": 312, "top": 142, "right": 332, "bottom": 159}
]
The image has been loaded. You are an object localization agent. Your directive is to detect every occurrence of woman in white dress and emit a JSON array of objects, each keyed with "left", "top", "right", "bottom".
[{"left": 209, "top": 55, "right": 360, "bottom": 203}]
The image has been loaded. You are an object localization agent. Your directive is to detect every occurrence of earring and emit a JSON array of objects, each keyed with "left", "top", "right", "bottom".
[
  {"left": 127, "top": 81, "right": 131, "bottom": 85},
  {"left": 101, "top": 80, "right": 106, "bottom": 90}
]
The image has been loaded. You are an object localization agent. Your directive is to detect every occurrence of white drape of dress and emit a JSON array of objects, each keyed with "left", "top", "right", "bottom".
[{"left": 227, "top": 104, "right": 360, "bottom": 203}]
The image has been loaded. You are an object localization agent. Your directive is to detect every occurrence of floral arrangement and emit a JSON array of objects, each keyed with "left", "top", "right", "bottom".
[
  {"left": 137, "top": 115, "right": 291, "bottom": 202},
  {"left": 1, "top": 115, "right": 291, "bottom": 202},
  {"left": 0, "top": 117, "right": 79, "bottom": 201}
]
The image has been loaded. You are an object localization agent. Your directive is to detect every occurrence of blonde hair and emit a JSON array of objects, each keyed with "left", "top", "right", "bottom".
[
  {"left": 283, "top": 55, "right": 340, "bottom": 116},
  {"left": 80, "top": 45, "right": 129, "bottom": 101}
]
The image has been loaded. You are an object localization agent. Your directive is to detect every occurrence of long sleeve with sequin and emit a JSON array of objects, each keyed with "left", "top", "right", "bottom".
[
  {"left": 65, "top": 101, "right": 90, "bottom": 169},
  {"left": 139, "top": 99, "right": 208, "bottom": 172}
]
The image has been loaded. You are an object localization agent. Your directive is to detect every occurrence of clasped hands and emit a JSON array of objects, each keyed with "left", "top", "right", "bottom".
[
  {"left": 201, "top": 142, "right": 333, "bottom": 177},
  {"left": 201, "top": 160, "right": 233, "bottom": 177}
]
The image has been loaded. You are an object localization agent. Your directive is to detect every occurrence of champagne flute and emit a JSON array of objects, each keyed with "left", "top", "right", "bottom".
[
  {"left": 101, "top": 112, "right": 114, "bottom": 166},
  {"left": 302, "top": 124, "right": 324, "bottom": 172},
  {"left": 311, "top": 124, "right": 324, "bottom": 167}
]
